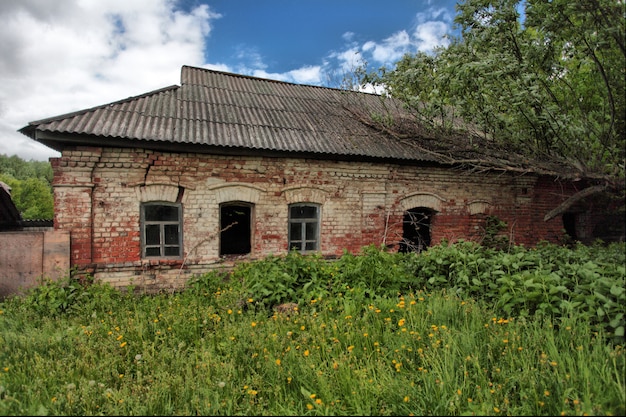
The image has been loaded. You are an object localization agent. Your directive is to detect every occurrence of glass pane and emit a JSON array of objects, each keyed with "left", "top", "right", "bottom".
[
  {"left": 164, "top": 246, "right": 180, "bottom": 257},
  {"left": 145, "top": 247, "right": 161, "bottom": 257},
  {"left": 305, "top": 241, "right": 317, "bottom": 251},
  {"left": 305, "top": 221, "right": 317, "bottom": 239},
  {"left": 289, "top": 223, "right": 302, "bottom": 240},
  {"left": 164, "top": 225, "right": 179, "bottom": 245},
  {"left": 289, "top": 242, "right": 302, "bottom": 251},
  {"left": 290, "top": 205, "right": 317, "bottom": 219},
  {"left": 145, "top": 225, "right": 161, "bottom": 245},
  {"left": 145, "top": 205, "right": 179, "bottom": 221}
]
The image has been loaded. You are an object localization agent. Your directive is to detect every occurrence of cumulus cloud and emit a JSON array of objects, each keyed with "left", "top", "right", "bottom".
[{"left": 0, "top": 0, "right": 220, "bottom": 161}]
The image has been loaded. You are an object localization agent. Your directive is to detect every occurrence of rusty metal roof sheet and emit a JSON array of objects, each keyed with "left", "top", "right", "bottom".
[{"left": 19, "top": 66, "right": 440, "bottom": 162}]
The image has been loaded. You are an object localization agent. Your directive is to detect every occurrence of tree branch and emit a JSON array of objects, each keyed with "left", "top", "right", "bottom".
[{"left": 543, "top": 184, "right": 608, "bottom": 221}]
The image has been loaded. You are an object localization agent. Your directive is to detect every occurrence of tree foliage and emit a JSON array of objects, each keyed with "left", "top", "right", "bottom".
[
  {"left": 363, "top": 0, "right": 625, "bottom": 186},
  {"left": 0, "top": 154, "right": 53, "bottom": 220}
]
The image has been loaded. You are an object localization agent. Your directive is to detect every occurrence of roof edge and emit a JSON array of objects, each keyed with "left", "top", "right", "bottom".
[{"left": 19, "top": 84, "right": 181, "bottom": 133}]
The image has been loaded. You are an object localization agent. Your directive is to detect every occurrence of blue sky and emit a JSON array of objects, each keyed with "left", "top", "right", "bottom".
[{"left": 0, "top": 0, "right": 459, "bottom": 161}]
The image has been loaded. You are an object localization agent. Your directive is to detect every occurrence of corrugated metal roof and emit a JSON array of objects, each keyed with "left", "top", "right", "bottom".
[
  {"left": 18, "top": 65, "right": 576, "bottom": 176},
  {"left": 19, "top": 66, "right": 436, "bottom": 162}
]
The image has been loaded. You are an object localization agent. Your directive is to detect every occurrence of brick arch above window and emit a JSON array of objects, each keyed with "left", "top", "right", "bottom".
[
  {"left": 281, "top": 186, "right": 329, "bottom": 205},
  {"left": 399, "top": 192, "right": 446, "bottom": 212},
  {"left": 208, "top": 183, "right": 265, "bottom": 204},
  {"left": 468, "top": 199, "right": 493, "bottom": 215},
  {"left": 136, "top": 184, "right": 180, "bottom": 203}
]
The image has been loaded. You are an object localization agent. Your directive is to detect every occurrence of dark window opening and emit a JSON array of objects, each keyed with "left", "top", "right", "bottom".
[
  {"left": 288, "top": 204, "right": 320, "bottom": 252},
  {"left": 399, "top": 207, "right": 434, "bottom": 253},
  {"left": 220, "top": 203, "right": 252, "bottom": 256},
  {"left": 141, "top": 202, "right": 182, "bottom": 258},
  {"left": 562, "top": 212, "right": 578, "bottom": 241}
]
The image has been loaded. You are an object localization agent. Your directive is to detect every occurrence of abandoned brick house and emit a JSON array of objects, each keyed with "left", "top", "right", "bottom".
[{"left": 18, "top": 65, "right": 620, "bottom": 291}]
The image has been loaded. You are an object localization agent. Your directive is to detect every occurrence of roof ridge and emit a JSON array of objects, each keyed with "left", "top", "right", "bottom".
[{"left": 181, "top": 64, "right": 378, "bottom": 96}]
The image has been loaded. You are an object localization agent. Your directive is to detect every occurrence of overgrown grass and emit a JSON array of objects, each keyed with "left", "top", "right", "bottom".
[{"left": 1, "top": 242, "right": 624, "bottom": 415}]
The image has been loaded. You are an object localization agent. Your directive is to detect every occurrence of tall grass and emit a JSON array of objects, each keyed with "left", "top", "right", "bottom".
[{"left": 1, "top": 242, "right": 624, "bottom": 415}]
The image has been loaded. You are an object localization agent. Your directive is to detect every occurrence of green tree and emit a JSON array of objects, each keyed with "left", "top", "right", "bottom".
[
  {"left": 363, "top": 0, "right": 625, "bottom": 209},
  {"left": 0, "top": 154, "right": 54, "bottom": 220}
]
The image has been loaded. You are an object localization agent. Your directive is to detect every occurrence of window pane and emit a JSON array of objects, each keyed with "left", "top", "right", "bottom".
[
  {"left": 289, "top": 242, "right": 302, "bottom": 251},
  {"left": 145, "top": 247, "right": 161, "bottom": 257},
  {"left": 164, "top": 225, "right": 179, "bottom": 245},
  {"left": 290, "top": 205, "right": 317, "bottom": 219},
  {"left": 145, "top": 205, "right": 179, "bottom": 221},
  {"left": 164, "top": 246, "right": 180, "bottom": 257},
  {"left": 305, "top": 221, "right": 317, "bottom": 239},
  {"left": 289, "top": 223, "right": 302, "bottom": 240},
  {"left": 145, "top": 225, "right": 161, "bottom": 245},
  {"left": 305, "top": 241, "right": 317, "bottom": 251}
]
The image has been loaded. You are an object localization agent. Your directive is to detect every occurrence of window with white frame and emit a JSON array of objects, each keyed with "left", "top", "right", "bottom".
[
  {"left": 288, "top": 203, "right": 320, "bottom": 252},
  {"left": 141, "top": 202, "right": 183, "bottom": 258}
]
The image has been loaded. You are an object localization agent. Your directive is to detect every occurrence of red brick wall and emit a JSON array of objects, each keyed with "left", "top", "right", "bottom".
[{"left": 50, "top": 146, "right": 586, "bottom": 290}]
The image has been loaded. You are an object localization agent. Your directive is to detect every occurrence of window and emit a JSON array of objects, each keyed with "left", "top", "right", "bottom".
[
  {"left": 399, "top": 207, "right": 434, "bottom": 253},
  {"left": 220, "top": 202, "right": 252, "bottom": 256},
  {"left": 288, "top": 204, "right": 320, "bottom": 252},
  {"left": 141, "top": 202, "right": 182, "bottom": 258}
]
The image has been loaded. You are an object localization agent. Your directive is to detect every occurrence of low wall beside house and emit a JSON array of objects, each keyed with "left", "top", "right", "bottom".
[{"left": 0, "top": 229, "right": 70, "bottom": 299}]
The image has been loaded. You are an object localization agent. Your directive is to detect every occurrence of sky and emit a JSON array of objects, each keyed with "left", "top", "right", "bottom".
[{"left": 0, "top": 0, "right": 459, "bottom": 162}]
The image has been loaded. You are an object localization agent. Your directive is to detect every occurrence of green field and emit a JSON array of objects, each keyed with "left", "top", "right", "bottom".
[{"left": 1, "top": 241, "right": 624, "bottom": 415}]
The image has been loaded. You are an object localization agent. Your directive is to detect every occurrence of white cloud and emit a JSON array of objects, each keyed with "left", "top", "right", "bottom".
[{"left": 0, "top": 0, "right": 220, "bottom": 161}]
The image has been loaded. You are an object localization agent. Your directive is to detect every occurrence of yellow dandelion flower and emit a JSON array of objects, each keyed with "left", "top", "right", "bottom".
[
  {"left": 3, "top": 367, "right": 8, "bottom": 372},
  {"left": 494, "top": 407, "right": 500, "bottom": 413},
  {"left": 251, "top": 322, "right": 257, "bottom": 327},
  {"left": 550, "top": 361, "right": 558, "bottom": 366},
  {"left": 275, "top": 359, "right": 281, "bottom": 366},
  {"left": 51, "top": 397, "right": 57, "bottom": 403},
  {"left": 120, "top": 342, "right": 127, "bottom": 348},
  {"left": 116, "top": 335, "right": 123, "bottom": 341},
  {"left": 306, "top": 404, "right": 314, "bottom": 410},
  {"left": 404, "top": 396, "right": 410, "bottom": 402},
  {"left": 227, "top": 309, "right": 232, "bottom": 314},
  {"left": 315, "top": 398, "right": 323, "bottom": 405},
  {"left": 347, "top": 345, "right": 355, "bottom": 352},
  {"left": 304, "top": 350, "right": 310, "bottom": 357},
  {"left": 398, "top": 318, "right": 406, "bottom": 326},
  {"left": 544, "top": 390, "right": 550, "bottom": 396},
  {"left": 457, "top": 389, "right": 462, "bottom": 395},
  {"left": 119, "top": 374, "right": 124, "bottom": 378}
]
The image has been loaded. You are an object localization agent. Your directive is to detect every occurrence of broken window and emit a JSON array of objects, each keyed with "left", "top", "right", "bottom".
[
  {"left": 399, "top": 207, "right": 434, "bottom": 253},
  {"left": 220, "top": 202, "right": 252, "bottom": 256},
  {"left": 288, "top": 203, "right": 320, "bottom": 252},
  {"left": 141, "top": 202, "right": 183, "bottom": 258}
]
